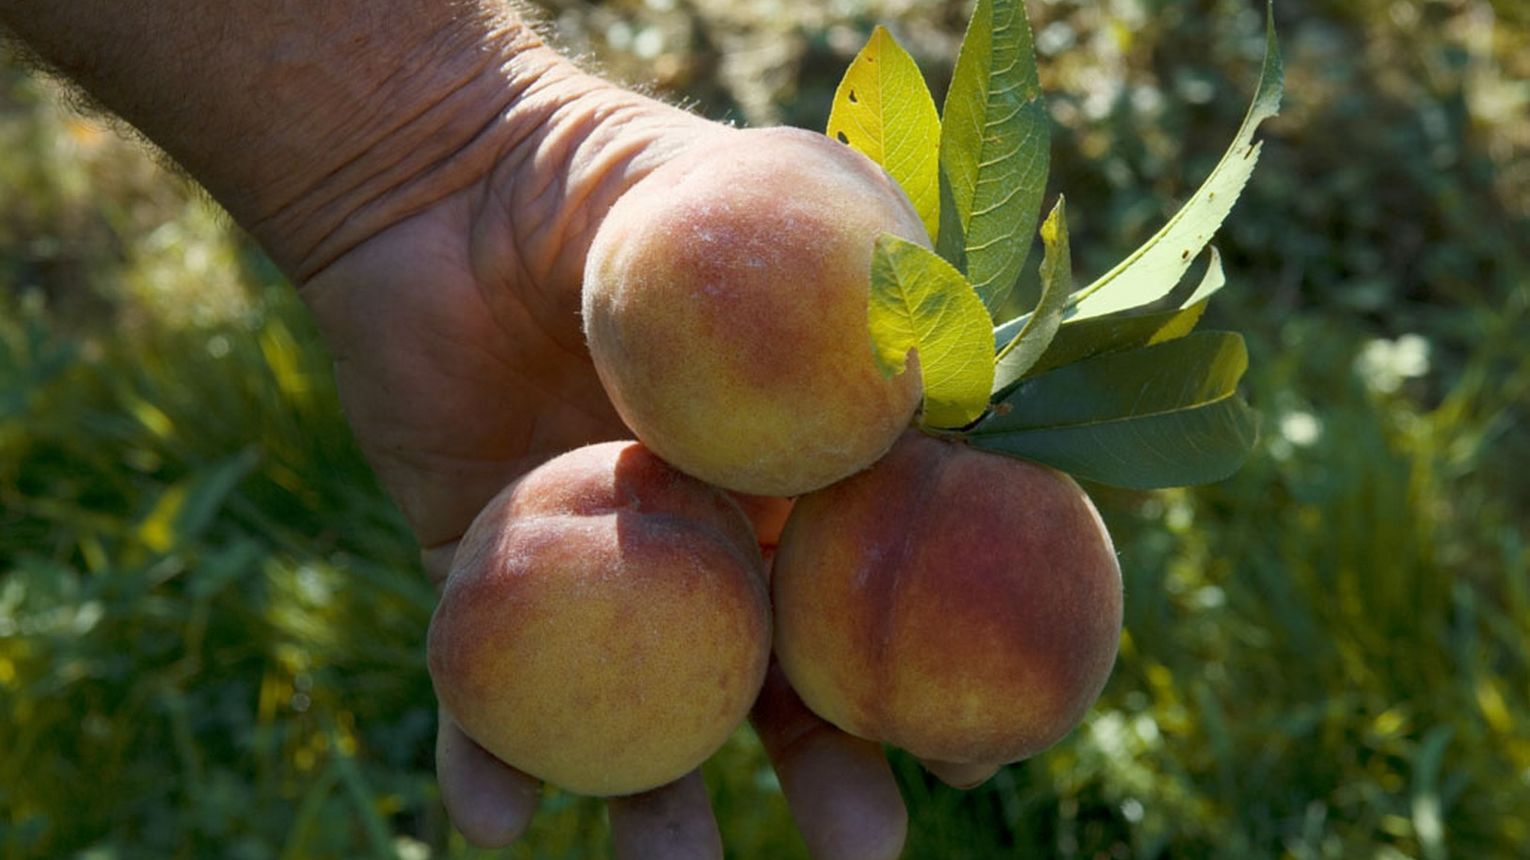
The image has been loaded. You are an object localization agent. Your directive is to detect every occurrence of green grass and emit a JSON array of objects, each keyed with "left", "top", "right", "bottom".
[{"left": 5, "top": 1, "right": 1530, "bottom": 857}]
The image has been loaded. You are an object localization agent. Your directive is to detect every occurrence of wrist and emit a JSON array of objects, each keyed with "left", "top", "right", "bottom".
[{"left": 0, "top": 0, "right": 620, "bottom": 282}]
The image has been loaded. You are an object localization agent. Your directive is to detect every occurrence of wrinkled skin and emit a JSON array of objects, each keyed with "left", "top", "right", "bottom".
[
  {"left": 297, "top": 83, "right": 934, "bottom": 857},
  {"left": 1, "top": 1, "right": 1000, "bottom": 853}
]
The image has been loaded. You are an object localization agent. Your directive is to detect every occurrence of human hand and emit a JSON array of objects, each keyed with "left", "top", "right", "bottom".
[
  {"left": 290, "top": 54, "right": 967, "bottom": 860},
  {"left": 1, "top": 0, "right": 1002, "bottom": 850}
]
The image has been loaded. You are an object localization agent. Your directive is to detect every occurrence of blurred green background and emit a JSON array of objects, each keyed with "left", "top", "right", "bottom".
[{"left": 3, "top": 0, "right": 1527, "bottom": 857}]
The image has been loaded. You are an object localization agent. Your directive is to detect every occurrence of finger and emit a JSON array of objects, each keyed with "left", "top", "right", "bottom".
[
  {"left": 607, "top": 769, "right": 723, "bottom": 860},
  {"left": 751, "top": 663, "right": 906, "bottom": 860},
  {"left": 435, "top": 712, "right": 541, "bottom": 847},
  {"left": 918, "top": 758, "right": 1000, "bottom": 790},
  {"left": 421, "top": 541, "right": 459, "bottom": 589}
]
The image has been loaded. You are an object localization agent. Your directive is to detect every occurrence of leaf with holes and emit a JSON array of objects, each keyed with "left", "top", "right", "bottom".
[
  {"left": 1063, "top": 7, "right": 1281, "bottom": 321},
  {"left": 827, "top": 26, "right": 942, "bottom": 238}
]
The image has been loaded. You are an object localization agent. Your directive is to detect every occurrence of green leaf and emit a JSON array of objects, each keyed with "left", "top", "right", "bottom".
[
  {"left": 935, "top": 0, "right": 1049, "bottom": 317},
  {"left": 998, "top": 247, "right": 1227, "bottom": 383},
  {"left": 992, "top": 196, "right": 1072, "bottom": 393},
  {"left": 827, "top": 26, "right": 943, "bottom": 238},
  {"left": 1067, "top": 6, "right": 1282, "bottom": 321},
  {"left": 968, "top": 331, "right": 1258, "bottom": 488},
  {"left": 868, "top": 235, "right": 994, "bottom": 429}
]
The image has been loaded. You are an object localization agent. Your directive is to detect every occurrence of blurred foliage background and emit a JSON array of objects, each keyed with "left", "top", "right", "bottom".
[{"left": 3, "top": 0, "right": 1527, "bottom": 857}]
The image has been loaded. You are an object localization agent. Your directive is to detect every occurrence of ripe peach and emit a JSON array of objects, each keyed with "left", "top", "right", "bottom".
[
  {"left": 581, "top": 126, "right": 926, "bottom": 497},
  {"left": 427, "top": 442, "right": 772, "bottom": 797},
  {"left": 771, "top": 432, "right": 1122, "bottom": 766}
]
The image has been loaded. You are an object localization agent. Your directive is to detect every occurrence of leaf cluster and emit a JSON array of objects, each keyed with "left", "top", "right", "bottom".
[{"left": 840, "top": 0, "right": 1283, "bottom": 488}]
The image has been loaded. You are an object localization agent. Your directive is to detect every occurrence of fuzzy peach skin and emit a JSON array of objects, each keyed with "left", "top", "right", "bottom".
[
  {"left": 427, "top": 441, "right": 772, "bottom": 797},
  {"left": 581, "top": 126, "right": 926, "bottom": 497},
  {"left": 772, "top": 432, "right": 1123, "bottom": 766}
]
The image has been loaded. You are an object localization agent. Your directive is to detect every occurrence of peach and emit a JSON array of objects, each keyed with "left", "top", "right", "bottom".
[
  {"left": 771, "top": 432, "right": 1122, "bottom": 766},
  {"left": 427, "top": 442, "right": 772, "bottom": 797},
  {"left": 581, "top": 126, "right": 926, "bottom": 497}
]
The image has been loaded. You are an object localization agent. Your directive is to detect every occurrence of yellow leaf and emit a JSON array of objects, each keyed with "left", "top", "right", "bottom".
[
  {"left": 827, "top": 26, "right": 942, "bottom": 239},
  {"left": 868, "top": 234, "right": 993, "bottom": 428}
]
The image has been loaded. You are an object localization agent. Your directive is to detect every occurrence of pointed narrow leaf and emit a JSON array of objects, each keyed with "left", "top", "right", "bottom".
[
  {"left": 868, "top": 235, "right": 994, "bottom": 428},
  {"left": 1069, "top": 6, "right": 1282, "bottom": 320},
  {"left": 992, "top": 196, "right": 1072, "bottom": 393},
  {"left": 935, "top": 0, "right": 1049, "bottom": 317},
  {"left": 982, "top": 331, "right": 1247, "bottom": 431},
  {"left": 1164, "top": 243, "right": 1229, "bottom": 308},
  {"left": 827, "top": 26, "right": 943, "bottom": 238},
  {"left": 972, "top": 395, "right": 1257, "bottom": 488},
  {"left": 969, "top": 331, "right": 1258, "bottom": 488},
  {"left": 1022, "top": 303, "right": 1204, "bottom": 382},
  {"left": 1011, "top": 247, "right": 1227, "bottom": 381}
]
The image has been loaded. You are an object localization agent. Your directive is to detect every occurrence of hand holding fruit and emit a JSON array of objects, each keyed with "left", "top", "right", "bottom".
[
  {"left": 419, "top": 91, "right": 1126, "bottom": 860},
  {"left": 6, "top": 0, "right": 1276, "bottom": 852},
  {"left": 237, "top": 0, "right": 1270, "bottom": 850},
  {"left": 300, "top": 86, "right": 919, "bottom": 858},
  {"left": 313, "top": 0, "right": 1278, "bottom": 842}
]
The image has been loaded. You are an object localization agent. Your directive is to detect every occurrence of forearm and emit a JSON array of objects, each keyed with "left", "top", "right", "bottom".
[{"left": 0, "top": 0, "right": 594, "bottom": 279}]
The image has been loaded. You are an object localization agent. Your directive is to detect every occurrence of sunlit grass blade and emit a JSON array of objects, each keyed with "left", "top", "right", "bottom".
[
  {"left": 868, "top": 234, "right": 994, "bottom": 429},
  {"left": 936, "top": 0, "right": 1049, "bottom": 318},
  {"left": 134, "top": 449, "right": 260, "bottom": 555},
  {"left": 992, "top": 196, "right": 1072, "bottom": 393},
  {"left": 826, "top": 26, "right": 942, "bottom": 238}
]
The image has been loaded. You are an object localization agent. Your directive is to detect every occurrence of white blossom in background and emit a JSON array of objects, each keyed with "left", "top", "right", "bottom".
[
  {"left": 1280, "top": 410, "right": 1323, "bottom": 447},
  {"left": 1355, "top": 333, "right": 1432, "bottom": 394}
]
